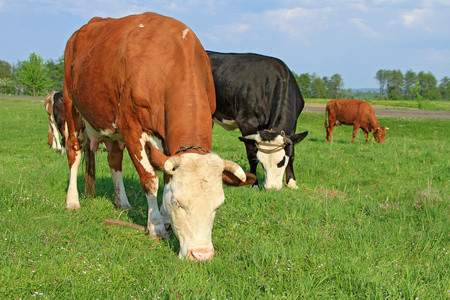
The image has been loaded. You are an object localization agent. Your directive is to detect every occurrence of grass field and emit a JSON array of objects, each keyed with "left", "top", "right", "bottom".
[
  {"left": 0, "top": 98, "right": 449, "bottom": 299},
  {"left": 306, "top": 98, "right": 450, "bottom": 111}
]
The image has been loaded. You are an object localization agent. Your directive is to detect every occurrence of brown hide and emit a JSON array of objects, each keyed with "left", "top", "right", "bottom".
[
  {"left": 325, "top": 99, "right": 386, "bottom": 144},
  {"left": 63, "top": 12, "right": 216, "bottom": 162}
]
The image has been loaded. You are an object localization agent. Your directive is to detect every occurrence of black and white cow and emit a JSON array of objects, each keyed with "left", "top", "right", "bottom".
[{"left": 207, "top": 51, "right": 308, "bottom": 190}]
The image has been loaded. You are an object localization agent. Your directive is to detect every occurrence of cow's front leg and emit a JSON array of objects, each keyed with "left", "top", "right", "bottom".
[
  {"left": 125, "top": 135, "right": 168, "bottom": 238},
  {"left": 285, "top": 155, "right": 298, "bottom": 189},
  {"left": 66, "top": 131, "right": 82, "bottom": 210},
  {"left": 107, "top": 140, "right": 131, "bottom": 209},
  {"left": 245, "top": 144, "right": 259, "bottom": 189}
]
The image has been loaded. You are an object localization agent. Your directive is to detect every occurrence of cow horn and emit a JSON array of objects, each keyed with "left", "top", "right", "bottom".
[
  {"left": 242, "top": 134, "right": 258, "bottom": 141},
  {"left": 164, "top": 156, "right": 182, "bottom": 175},
  {"left": 223, "top": 160, "right": 246, "bottom": 182},
  {"left": 285, "top": 137, "right": 293, "bottom": 144}
]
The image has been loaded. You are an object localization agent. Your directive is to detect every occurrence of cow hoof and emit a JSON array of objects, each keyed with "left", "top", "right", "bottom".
[
  {"left": 287, "top": 179, "right": 298, "bottom": 189},
  {"left": 114, "top": 200, "right": 132, "bottom": 210},
  {"left": 147, "top": 223, "right": 169, "bottom": 239},
  {"left": 66, "top": 202, "right": 80, "bottom": 210},
  {"left": 252, "top": 184, "right": 259, "bottom": 189}
]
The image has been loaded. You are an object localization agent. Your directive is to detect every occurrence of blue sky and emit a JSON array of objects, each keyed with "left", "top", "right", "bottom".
[{"left": 1, "top": 0, "right": 449, "bottom": 88}]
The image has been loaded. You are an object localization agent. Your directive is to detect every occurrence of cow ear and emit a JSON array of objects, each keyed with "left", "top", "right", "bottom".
[
  {"left": 288, "top": 131, "right": 308, "bottom": 145},
  {"left": 238, "top": 136, "right": 257, "bottom": 145},
  {"left": 222, "top": 171, "right": 256, "bottom": 187}
]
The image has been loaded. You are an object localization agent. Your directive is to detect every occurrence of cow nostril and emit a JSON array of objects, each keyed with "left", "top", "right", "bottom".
[{"left": 189, "top": 249, "right": 214, "bottom": 262}]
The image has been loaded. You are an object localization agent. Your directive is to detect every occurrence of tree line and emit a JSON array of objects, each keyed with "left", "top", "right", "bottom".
[
  {"left": 0, "top": 53, "right": 64, "bottom": 96},
  {"left": 1, "top": 53, "right": 450, "bottom": 101}
]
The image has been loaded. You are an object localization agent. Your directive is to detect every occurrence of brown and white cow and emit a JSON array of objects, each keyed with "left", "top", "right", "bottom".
[
  {"left": 44, "top": 90, "right": 62, "bottom": 151},
  {"left": 63, "top": 13, "right": 255, "bottom": 261},
  {"left": 325, "top": 99, "right": 388, "bottom": 144}
]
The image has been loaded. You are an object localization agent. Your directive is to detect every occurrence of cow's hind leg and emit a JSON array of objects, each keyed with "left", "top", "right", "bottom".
[
  {"left": 351, "top": 125, "right": 360, "bottom": 144},
  {"left": 47, "top": 124, "right": 53, "bottom": 146},
  {"left": 107, "top": 140, "right": 131, "bottom": 209}
]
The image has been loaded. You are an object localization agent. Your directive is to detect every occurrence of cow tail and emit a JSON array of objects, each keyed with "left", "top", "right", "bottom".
[
  {"left": 84, "top": 137, "right": 96, "bottom": 197},
  {"left": 324, "top": 107, "right": 329, "bottom": 131}
]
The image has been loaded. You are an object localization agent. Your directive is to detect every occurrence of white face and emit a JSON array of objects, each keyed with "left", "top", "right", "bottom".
[
  {"left": 255, "top": 135, "right": 289, "bottom": 190},
  {"left": 161, "top": 153, "right": 225, "bottom": 261}
]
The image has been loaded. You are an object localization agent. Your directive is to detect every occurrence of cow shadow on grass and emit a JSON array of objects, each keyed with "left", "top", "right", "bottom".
[
  {"left": 307, "top": 136, "right": 349, "bottom": 144},
  {"left": 74, "top": 172, "right": 181, "bottom": 254}
]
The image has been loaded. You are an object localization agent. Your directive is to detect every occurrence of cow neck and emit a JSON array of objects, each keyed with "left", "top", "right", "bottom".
[{"left": 174, "top": 145, "right": 211, "bottom": 155}]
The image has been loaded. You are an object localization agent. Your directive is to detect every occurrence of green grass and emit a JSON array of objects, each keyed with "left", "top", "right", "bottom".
[
  {"left": 0, "top": 98, "right": 449, "bottom": 299},
  {"left": 306, "top": 98, "right": 450, "bottom": 111}
]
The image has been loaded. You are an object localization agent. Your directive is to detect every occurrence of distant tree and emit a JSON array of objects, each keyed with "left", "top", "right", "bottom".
[
  {"left": 14, "top": 53, "right": 51, "bottom": 96},
  {"left": 439, "top": 76, "right": 450, "bottom": 100},
  {"left": 322, "top": 76, "right": 330, "bottom": 97},
  {"left": 410, "top": 79, "right": 425, "bottom": 109},
  {"left": 0, "top": 77, "right": 14, "bottom": 94},
  {"left": 297, "top": 73, "right": 311, "bottom": 98},
  {"left": 311, "top": 77, "right": 326, "bottom": 98},
  {"left": 0, "top": 60, "right": 12, "bottom": 78},
  {"left": 403, "top": 70, "right": 417, "bottom": 100},
  {"left": 46, "top": 55, "right": 64, "bottom": 92},
  {"left": 329, "top": 73, "right": 344, "bottom": 98},
  {"left": 387, "top": 70, "right": 403, "bottom": 100},
  {"left": 417, "top": 71, "right": 439, "bottom": 100},
  {"left": 375, "top": 69, "right": 388, "bottom": 97}
]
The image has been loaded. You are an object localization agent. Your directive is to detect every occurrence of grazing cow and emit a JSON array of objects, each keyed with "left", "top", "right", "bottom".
[
  {"left": 207, "top": 51, "right": 308, "bottom": 190},
  {"left": 44, "top": 91, "right": 68, "bottom": 153},
  {"left": 44, "top": 90, "right": 62, "bottom": 151},
  {"left": 63, "top": 13, "right": 255, "bottom": 261},
  {"left": 325, "top": 99, "right": 388, "bottom": 144}
]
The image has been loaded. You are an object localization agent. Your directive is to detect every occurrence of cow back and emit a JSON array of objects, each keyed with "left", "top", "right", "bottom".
[
  {"left": 207, "top": 51, "right": 303, "bottom": 135},
  {"left": 64, "top": 13, "right": 216, "bottom": 154}
]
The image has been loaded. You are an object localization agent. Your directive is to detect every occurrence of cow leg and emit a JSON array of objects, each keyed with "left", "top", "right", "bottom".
[
  {"left": 64, "top": 94, "right": 84, "bottom": 210},
  {"left": 351, "top": 125, "right": 360, "bottom": 144},
  {"left": 107, "top": 140, "right": 131, "bottom": 209},
  {"left": 245, "top": 143, "right": 259, "bottom": 188},
  {"left": 50, "top": 118, "right": 62, "bottom": 150},
  {"left": 65, "top": 125, "right": 82, "bottom": 210},
  {"left": 327, "top": 121, "right": 336, "bottom": 143},
  {"left": 363, "top": 131, "right": 369, "bottom": 143},
  {"left": 59, "top": 122, "right": 68, "bottom": 154},
  {"left": 285, "top": 155, "right": 298, "bottom": 189},
  {"left": 47, "top": 124, "right": 53, "bottom": 146},
  {"left": 124, "top": 133, "right": 168, "bottom": 238}
]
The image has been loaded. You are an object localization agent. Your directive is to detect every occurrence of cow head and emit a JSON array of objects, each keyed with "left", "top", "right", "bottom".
[
  {"left": 239, "top": 130, "right": 308, "bottom": 190},
  {"left": 160, "top": 153, "right": 253, "bottom": 261},
  {"left": 374, "top": 126, "right": 389, "bottom": 144}
]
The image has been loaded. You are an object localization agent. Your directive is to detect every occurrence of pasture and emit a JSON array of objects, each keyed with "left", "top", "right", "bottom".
[{"left": 0, "top": 98, "right": 448, "bottom": 299}]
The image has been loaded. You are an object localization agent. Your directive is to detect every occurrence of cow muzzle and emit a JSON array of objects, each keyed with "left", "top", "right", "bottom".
[{"left": 186, "top": 249, "right": 215, "bottom": 262}]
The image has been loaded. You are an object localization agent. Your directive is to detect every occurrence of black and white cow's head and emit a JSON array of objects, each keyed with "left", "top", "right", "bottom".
[{"left": 239, "top": 129, "right": 308, "bottom": 190}]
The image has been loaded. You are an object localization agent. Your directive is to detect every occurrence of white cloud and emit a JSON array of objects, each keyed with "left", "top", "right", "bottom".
[
  {"left": 261, "top": 6, "right": 332, "bottom": 43},
  {"left": 401, "top": 8, "right": 432, "bottom": 27},
  {"left": 348, "top": 18, "right": 381, "bottom": 38}
]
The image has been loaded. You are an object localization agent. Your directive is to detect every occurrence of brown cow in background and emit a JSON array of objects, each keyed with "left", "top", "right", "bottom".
[{"left": 325, "top": 99, "right": 388, "bottom": 144}]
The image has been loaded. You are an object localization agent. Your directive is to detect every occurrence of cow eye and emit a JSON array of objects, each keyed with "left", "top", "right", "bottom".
[{"left": 277, "top": 156, "right": 286, "bottom": 168}]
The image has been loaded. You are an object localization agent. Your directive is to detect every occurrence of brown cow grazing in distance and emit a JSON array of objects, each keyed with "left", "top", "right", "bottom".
[
  {"left": 325, "top": 99, "right": 388, "bottom": 144},
  {"left": 63, "top": 13, "right": 255, "bottom": 262}
]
